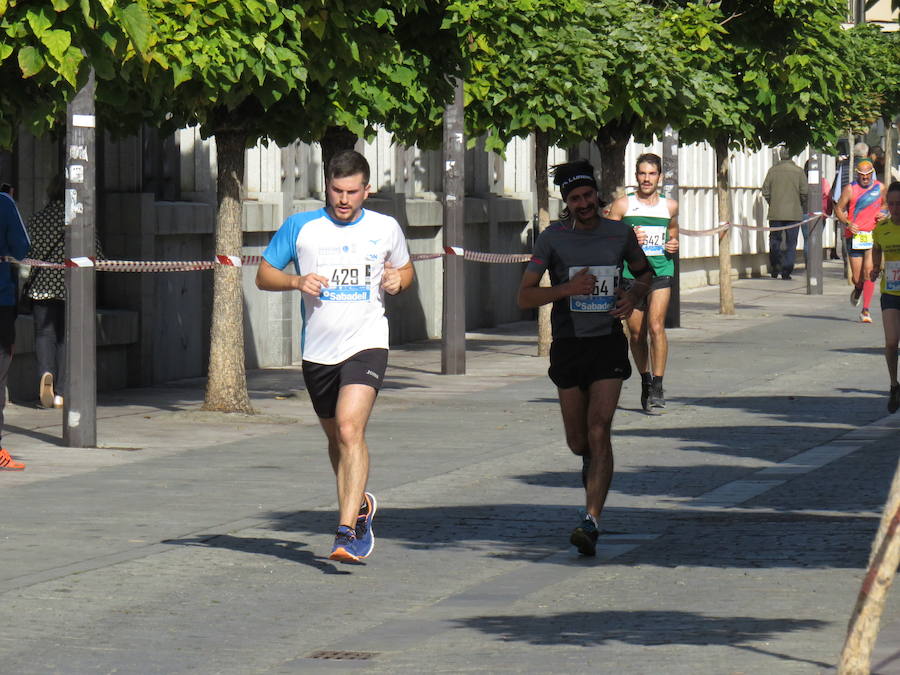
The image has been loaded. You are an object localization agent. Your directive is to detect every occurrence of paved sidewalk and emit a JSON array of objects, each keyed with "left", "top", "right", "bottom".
[{"left": 1, "top": 261, "right": 900, "bottom": 674}]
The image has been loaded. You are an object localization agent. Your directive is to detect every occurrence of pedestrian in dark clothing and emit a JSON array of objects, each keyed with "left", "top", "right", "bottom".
[
  {"left": 25, "top": 174, "right": 67, "bottom": 408},
  {"left": 762, "top": 148, "right": 808, "bottom": 280},
  {"left": 0, "top": 184, "right": 30, "bottom": 470}
]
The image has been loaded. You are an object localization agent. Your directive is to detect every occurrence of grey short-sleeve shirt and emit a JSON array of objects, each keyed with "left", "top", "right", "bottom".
[{"left": 526, "top": 218, "right": 648, "bottom": 338}]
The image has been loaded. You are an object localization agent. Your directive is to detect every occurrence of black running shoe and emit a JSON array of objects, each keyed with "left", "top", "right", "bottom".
[
  {"left": 641, "top": 377, "right": 652, "bottom": 412},
  {"left": 889, "top": 385, "right": 900, "bottom": 414},
  {"left": 570, "top": 516, "right": 599, "bottom": 557},
  {"left": 650, "top": 381, "right": 666, "bottom": 409}
]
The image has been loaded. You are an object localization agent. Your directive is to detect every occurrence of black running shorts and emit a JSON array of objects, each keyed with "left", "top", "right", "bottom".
[
  {"left": 621, "top": 275, "right": 673, "bottom": 311},
  {"left": 881, "top": 293, "right": 900, "bottom": 312},
  {"left": 302, "top": 348, "right": 388, "bottom": 419},
  {"left": 548, "top": 330, "right": 632, "bottom": 390},
  {"left": 844, "top": 236, "right": 869, "bottom": 259}
]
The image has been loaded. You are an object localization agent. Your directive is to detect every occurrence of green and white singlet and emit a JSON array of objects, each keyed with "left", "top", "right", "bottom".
[{"left": 622, "top": 193, "right": 674, "bottom": 279}]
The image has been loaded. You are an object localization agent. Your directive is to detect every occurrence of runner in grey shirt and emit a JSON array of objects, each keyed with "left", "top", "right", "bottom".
[{"left": 518, "top": 159, "right": 651, "bottom": 556}]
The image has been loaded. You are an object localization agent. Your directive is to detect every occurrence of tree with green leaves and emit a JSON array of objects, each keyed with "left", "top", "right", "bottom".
[
  {"left": 587, "top": 0, "right": 729, "bottom": 204},
  {"left": 837, "top": 23, "right": 900, "bottom": 179},
  {"left": 0, "top": 1, "right": 151, "bottom": 146},
  {"left": 96, "top": 0, "right": 458, "bottom": 413},
  {"left": 673, "top": 0, "right": 851, "bottom": 314},
  {"left": 446, "top": 0, "right": 615, "bottom": 354}
]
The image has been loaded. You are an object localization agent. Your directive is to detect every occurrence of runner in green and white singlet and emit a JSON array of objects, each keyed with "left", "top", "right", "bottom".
[{"left": 607, "top": 153, "right": 679, "bottom": 412}]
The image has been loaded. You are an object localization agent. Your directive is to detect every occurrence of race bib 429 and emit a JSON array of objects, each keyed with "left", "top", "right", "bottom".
[{"left": 319, "top": 264, "right": 372, "bottom": 302}]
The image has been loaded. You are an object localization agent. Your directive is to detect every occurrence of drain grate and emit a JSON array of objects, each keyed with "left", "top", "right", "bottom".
[{"left": 307, "top": 650, "right": 377, "bottom": 661}]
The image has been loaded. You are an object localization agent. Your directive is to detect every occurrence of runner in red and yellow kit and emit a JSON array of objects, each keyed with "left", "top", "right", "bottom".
[
  {"left": 871, "top": 181, "right": 900, "bottom": 413},
  {"left": 835, "top": 159, "right": 886, "bottom": 323}
]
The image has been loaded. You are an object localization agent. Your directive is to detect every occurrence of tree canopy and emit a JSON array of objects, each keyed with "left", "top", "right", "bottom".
[
  {"left": 98, "top": 0, "right": 458, "bottom": 146},
  {"left": 94, "top": 0, "right": 462, "bottom": 412},
  {"left": 836, "top": 22, "right": 900, "bottom": 136},
  {"left": 676, "top": 0, "right": 852, "bottom": 152},
  {"left": 0, "top": 0, "right": 152, "bottom": 146},
  {"left": 446, "top": 0, "right": 608, "bottom": 152}
]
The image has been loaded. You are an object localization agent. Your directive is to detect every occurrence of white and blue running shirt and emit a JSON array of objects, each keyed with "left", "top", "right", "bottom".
[{"left": 262, "top": 207, "right": 410, "bottom": 365}]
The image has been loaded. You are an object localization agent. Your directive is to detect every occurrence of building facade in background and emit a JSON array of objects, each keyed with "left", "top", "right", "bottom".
[{"left": 0, "top": 125, "right": 878, "bottom": 399}]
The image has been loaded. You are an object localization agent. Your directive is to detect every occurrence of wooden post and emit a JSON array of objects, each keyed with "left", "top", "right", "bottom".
[
  {"left": 884, "top": 121, "right": 895, "bottom": 188},
  {"left": 534, "top": 130, "right": 551, "bottom": 357},
  {"left": 441, "top": 78, "right": 465, "bottom": 375},
  {"left": 715, "top": 138, "right": 735, "bottom": 315},
  {"left": 63, "top": 69, "right": 97, "bottom": 447},
  {"left": 838, "top": 459, "right": 900, "bottom": 674},
  {"left": 663, "top": 126, "right": 680, "bottom": 328}
]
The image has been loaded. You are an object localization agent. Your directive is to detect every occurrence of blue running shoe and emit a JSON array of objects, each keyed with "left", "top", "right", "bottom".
[
  {"left": 354, "top": 492, "right": 378, "bottom": 559},
  {"left": 570, "top": 515, "right": 599, "bottom": 557},
  {"left": 329, "top": 525, "right": 360, "bottom": 562}
]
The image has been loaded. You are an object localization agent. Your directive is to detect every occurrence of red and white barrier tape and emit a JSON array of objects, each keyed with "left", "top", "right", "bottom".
[
  {"left": 5, "top": 254, "right": 268, "bottom": 272},
  {"left": 680, "top": 212, "right": 824, "bottom": 236},
  {"left": 676, "top": 224, "right": 731, "bottom": 237},
  {"left": 731, "top": 212, "right": 824, "bottom": 232},
  {"left": 1, "top": 214, "right": 829, "bottom": 271}
]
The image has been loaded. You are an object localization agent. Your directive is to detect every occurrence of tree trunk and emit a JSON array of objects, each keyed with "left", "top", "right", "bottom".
[
  {"left": 321, "top": 126, "right": 359, "bottom": 184},
  {"left": 594, "top": 117, "right": 635, "bottom": 206},
  {"left": 534, "top": 130, "right": 551, "bottom": 357},
  {"left": 838, "top": 459, "right": 900, "bottom": 673},
  {"left": 714, "top": 137, "right": 735, "bottom": 315},
  {"left": 203, "top": 128, "right": 253, "bottom": 413}
]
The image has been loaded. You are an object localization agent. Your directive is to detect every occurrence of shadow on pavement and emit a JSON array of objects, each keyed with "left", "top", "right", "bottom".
[
  {"left": 829, "top": 346, "right": 887, "bottom": 355},
  {"left": 454, "top": 610, "right": 831, "bottom": 669},
  {"left": 665, "top": 394, "right": 883, "bottom": 423},
  {"left": 4, "top": 423, "right": 66, "bottom": 446},
  {"left": 262, "top": 503, "right": 880, "bottom": 571},
  {"left": 514, "top": 465, "right": 757, "bottom": 497},
  {"left": 785, "top": 313, "right": 857, "bottom": 323},
  {"left": 616, "top": 424, "right": 843, "bottom": 461},
  {"left": 163, "top": 534, "right": 351, "bottom": 575},
  {"left": 837, "top": 387, "right": 887, "bottom": 396}
]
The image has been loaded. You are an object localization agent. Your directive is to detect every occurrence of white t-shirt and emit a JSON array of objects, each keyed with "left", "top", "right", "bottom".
[{"left": 262, "top": 207, "right": 410, "bottom": 364}]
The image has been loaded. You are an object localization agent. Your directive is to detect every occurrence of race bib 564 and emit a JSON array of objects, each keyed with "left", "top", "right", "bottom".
[{"left": 568, "top": 266, "right": 618, "bottom": 312}]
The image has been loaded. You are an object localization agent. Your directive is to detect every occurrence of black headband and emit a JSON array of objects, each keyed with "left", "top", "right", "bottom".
[{"left": 559, "top": 174, "right": 598, "bottom": 201}]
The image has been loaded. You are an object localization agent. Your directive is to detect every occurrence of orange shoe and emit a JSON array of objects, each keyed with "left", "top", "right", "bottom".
[{"left": 0, "top": 448, "right": 25, "bottom": 471}]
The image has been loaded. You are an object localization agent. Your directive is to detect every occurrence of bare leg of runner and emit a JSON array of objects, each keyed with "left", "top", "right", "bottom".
[
  {"left": 558, "top": 379, "right": 621, "bottom": 519},
  {"left": 885, "top": 310, "right": 900, "bottom": 383},
  {"left": 849, "top": 254, "right": 863, "bottom": 288},
  {"left": 319, "top": 383, "right": 377, "bottom": 528},
  {"left": 646, "top": 288, "right": 671, "bottom": 407},
  {"left": 646, "top": 288, "right": 671, "bottom": 378},
  {"left": 884, "top": 309, "right": 900, "bottom": 413},
  {"left": 626, "top": 309, "right": 649, "bottom": 373},
  {"left": 559, "top": 379, "right": 622, "bottom": 556},
  {"left": 861, "top": 250, "right": 875, "bottom": 317},
  {"left": 626, "top": 310, "right": 651, "bottom": 411},
  {"left": 558, "top": 385, "right": 589, "bottom": 483}
]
